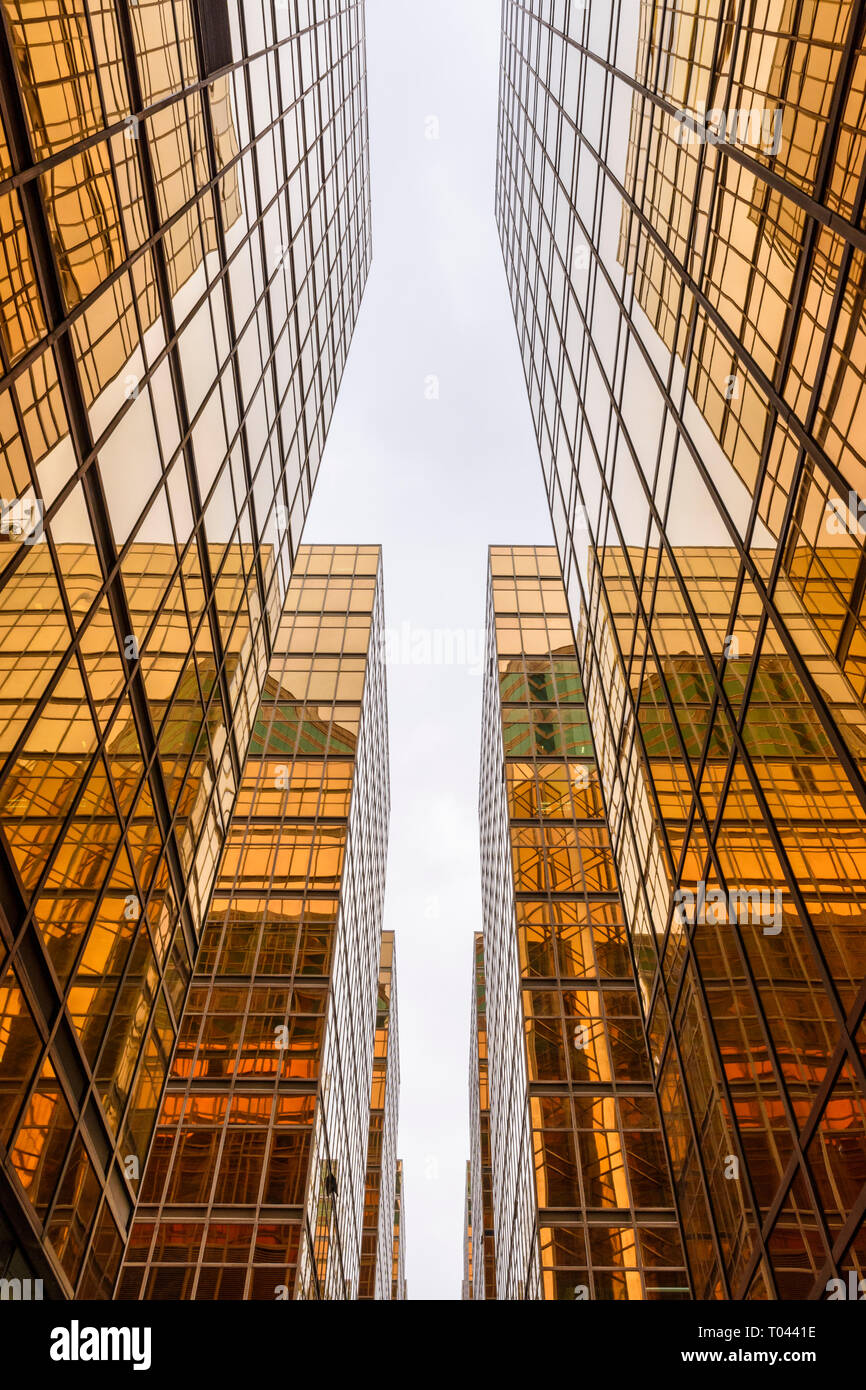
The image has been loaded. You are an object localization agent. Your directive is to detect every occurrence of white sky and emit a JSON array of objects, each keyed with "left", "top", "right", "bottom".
[{"left": 304, "top": 0, "right": 553, "bottom": 1299}]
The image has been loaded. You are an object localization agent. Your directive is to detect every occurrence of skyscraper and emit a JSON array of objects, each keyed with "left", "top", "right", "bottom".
[
  {"left": 496, "top": 2, "right": 866, "bottom": 1297},
  {"left": 116, "top": 543, "right": 394, "bottom": 1301},
  {"left": 358, "top": 929, "right": 401, "bottom": 1300},
  {"left": 465, "top": 931, "right": 497, "bottom": 1299},
  {"left": 391, "top": 1155, "right": 406, "bottom": 1300},
  {"left": 0, "top": 0, "right": 372, "bottom": 1297},
  {"left": 461, "top": 1159, "right": 473, "bottom": 1299},
  {"left": 475, "top": 545, "right": 688, "bottom": 1300}
]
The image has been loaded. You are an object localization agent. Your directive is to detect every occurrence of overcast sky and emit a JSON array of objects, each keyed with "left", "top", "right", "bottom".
[{"left": 304, "top": 0, "right": 553, "bottom": 1299}]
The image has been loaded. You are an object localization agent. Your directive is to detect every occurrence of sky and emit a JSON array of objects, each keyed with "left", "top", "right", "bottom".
[{"left": 303, "top": 0, "right": 553, "bottom": 1299}]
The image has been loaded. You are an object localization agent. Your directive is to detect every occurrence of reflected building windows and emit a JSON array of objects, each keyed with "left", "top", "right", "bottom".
[
  {"left": 117, "top": 545, "right": 400, "bottom": 1301},
  {"left": 0, "top": 1, "right": 372, "bottom": 1297},
  {"left": 472, "top": 547, "right": 688, "bottom": 1300},
  {"left": 497, "top": 0, "right": 866, "bottom": 1298}
]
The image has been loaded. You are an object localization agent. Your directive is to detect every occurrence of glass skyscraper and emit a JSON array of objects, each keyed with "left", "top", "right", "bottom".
[
  {"left": 474, "top": 545, "right": 688, "bottom": 1300},
  {"left": 391, "top": 1154, "right": 406, "bottom": 1300},
  {"left": 358, "top": 929, "right": 402, "bottom": 1300},
  {"left": 497, "top": 1, "right": 866, "bottom": 1297},
  {"left": 0, "top": 0, "right": 372, "bottom": 1298},
  {"left": 465, "top": 932, "right": 497, "bottom": 1299},
  {"left": 117, "top": 544, "right": 396, "bottom": 1301},
  {"left": 461, "top": 1159, "right": 473, "bottom": 1299}
]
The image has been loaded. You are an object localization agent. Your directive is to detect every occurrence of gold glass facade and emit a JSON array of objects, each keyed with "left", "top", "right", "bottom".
[
  {"left": 618, "top": 0, "right": 866, "bottom": 705},
  {"left": 0, "top": 0, "right": 371, "bottom": 1296},
  {"left": 116, "top": 544, "right": 393, "bottom": 1300},
  {"left": 596, "top": 543, "right": 866, "bottom": 1298},
  {"left": 466, "top": 931, "right": 497, "bottom": 1299},
  {"left": 358, "top": 929, "right": 401, "bottom": 1300},
  {"left": 477, "top": 546, "right": 688, "bottom": 1300},
  {"left": 391, "top": 1155, "right": 406, "bottom": 1300},
  {"left": 461, "top": 1159, "right": 473, "bottom": 1299},
  {"left": 497, "top": 0, "right": 866, "bottom": 1297}
]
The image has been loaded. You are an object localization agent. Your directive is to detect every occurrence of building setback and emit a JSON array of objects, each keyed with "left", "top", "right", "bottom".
[
  {"left": 496, "top": 2, "right": 866, "bottom": 1297},
  {"left": 0, "top": 0, "right": 372, "bottom": 1297}
]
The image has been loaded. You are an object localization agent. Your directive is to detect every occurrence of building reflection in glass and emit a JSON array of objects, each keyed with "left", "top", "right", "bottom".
[
  {"left": 358, "top": 930, "right": 402, "bottom": 1300},
  {"left": 391, "top": 1156, "right": 406, "bottom": 1300},
  {"left": 497, "top": 0, "right": 866, "bottom": 1297},
  {"left": 465, "top": 932, "right": 497, "bottom": 1299},
  {"left": 116, "top": 545, "right": 395, "bottom": 1301},
  {"left": 0, "top": 0, "right": 372, "bottom": 1296},
  {"left": 476, "top": 545, "right": 689, "bottom": 1300}
]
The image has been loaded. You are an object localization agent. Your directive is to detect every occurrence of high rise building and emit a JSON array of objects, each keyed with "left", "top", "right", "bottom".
[
  {"left": 116, "top": 543, "right": 393, "bottom": 1301},
  {"left": 358, "top": 929, "right": 401, "bottom": 1300},
  {"left": 0, "top": 0, "right": 372, "bottom": 1297},
  {"left": 476, "top": 546, "right": 689, "bottom": 1300},
  {"left": 391, "top": 1155, "right": 406, "bottom": 1300},
  {"left": 465, "top": 931, "right": 497, "bottom": 1299},
  {"left": 496, "top": 2, "right": 866, "bottom": 1297},
  {"left": 461, "top": 1159, "right": 473, "bottom": 1299}
]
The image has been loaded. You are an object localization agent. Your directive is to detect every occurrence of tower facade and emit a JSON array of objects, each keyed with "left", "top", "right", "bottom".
[
  {"left": 0, "top": 0, "right": 371, "bottom": 1297},
  {"left": 358, "top": 929, "right": 401, "bottom": 1300},
  {"left": 496, "top": 2, "right": 866, "bottom": 1297},
  {"left": 465, "top": 931, "right": 497, "bottom": 1299},
  {"left": 391, "top": 1156, "right": 406, "bottom": 1300},
  {"left": 117, "top": 543, "right": 393, "bottom": 1301},
  {"left": 476, "top": 546, "right": 688, "bottom": 1300},
  {"left": 461, "top": 1159, "right": 473, "bottom": 1299}
]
